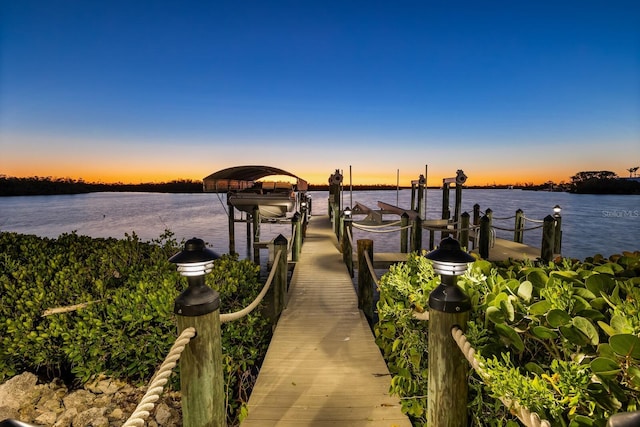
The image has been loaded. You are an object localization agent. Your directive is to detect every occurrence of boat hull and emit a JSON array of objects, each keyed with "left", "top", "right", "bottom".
[{"left": 228, "top": 192, "right": 295, "bottom": 218}]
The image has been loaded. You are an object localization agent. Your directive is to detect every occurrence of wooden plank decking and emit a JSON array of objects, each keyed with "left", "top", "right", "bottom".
[{"left": 242, "top": 215, "right": 411, "bottom": 427}]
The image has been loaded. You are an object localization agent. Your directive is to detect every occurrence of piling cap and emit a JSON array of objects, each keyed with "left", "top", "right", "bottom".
[
  {"left": 425, "top": 237, "right": 475, "bottom": 264},
  {"left": 169, "top": 237, "right": 220, "bottom": 265}
]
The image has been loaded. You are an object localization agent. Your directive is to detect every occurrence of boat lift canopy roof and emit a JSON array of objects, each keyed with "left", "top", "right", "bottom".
[{"left": 203, "top": 165, "right": 308, "bottom": 192}]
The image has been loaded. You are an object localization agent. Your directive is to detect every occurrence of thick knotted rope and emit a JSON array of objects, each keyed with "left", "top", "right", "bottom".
[
  {"left": 451, "top": 326, "right": 551, "bottom": 427},
  {"left": 219, "top": 249, "right": 282, "bottom": 323},
  {"left": 121, "top": 326, "right": 196, "bottom": 427}
]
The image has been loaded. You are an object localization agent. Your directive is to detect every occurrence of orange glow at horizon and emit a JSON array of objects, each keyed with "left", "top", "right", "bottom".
[{"left": 3, "top": 166, "right": 574, "bottom": 187}]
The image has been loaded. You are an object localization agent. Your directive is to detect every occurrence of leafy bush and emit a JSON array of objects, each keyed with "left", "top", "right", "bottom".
[
  {"left": 375, "top": 251, "right": 640, "bottom": 426},
  {"left": 0, "top": 230, "right": 272, "bottom": 425}
]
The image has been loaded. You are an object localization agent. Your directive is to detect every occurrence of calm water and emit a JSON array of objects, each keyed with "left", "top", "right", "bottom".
[{"left": 0, "top": 190, "right": 638, "bottom": 261}]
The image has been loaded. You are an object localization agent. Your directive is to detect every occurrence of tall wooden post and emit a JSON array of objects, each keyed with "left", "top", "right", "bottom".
[
  {"left": 357, "top": 239, "right": 374, "bottom": 324},
  {"left": 400, "top": 212, "right": 409, "bottom": 253},
  {"left": 473, "top": 204, "right": 480, "bottom": 226},
  {"left": 460, "top": 212, "right": 470, "bottom": 250},
  {"left": 541, "top": 215, "right": 555, "bottom": 262},
  {"left": 252, "top": 207, "right": 261, "bottom": 264},
  {"left": 410, "top": 182, "right": 417, "bottom": 212},
  {"left": 332, "top": 203, "right": 340, "bottom": 237},
  {"left": 428, "top": 285, "right": 469, "bottom": 427},
  {"left": 417, "top": 175, "right": 425, "bottom": 219},
  {"left": 485, "top": 208, "right": 493, "bottom": 225},
  {"left": 442, "top": 183, "right": 450, "bottom": 221},
  {"left": 342, "top": 218, "right": 353, "bottom": 277},
  {"left": 411, "top": 216, "right": 422, "bottom": 253},
  {"left": 292, "top": 213, "right": 302, "bottom": 262},
  {"left": 425, "top": 238, "right": 473, "bottom": 427},
  {"left": 553, "top": 213, "right": 562, "bottom": 255},
  {"left": 454, "top": 183, "right": 463, "bottom": 229},
  {"left": 479, "top": 215, "right": 491, "bottom": 259},
  {"left": 272, "top": 234, "right": 288, "bottom": 324},
  {"left": 171, "top": 238, "right": 225, "bottom": 427},
  {"left": 227, "top": 198, "right": 235, "bottom": 254},
  {"left": 514, "top": 209, "right": 524, "bottom": 243}
]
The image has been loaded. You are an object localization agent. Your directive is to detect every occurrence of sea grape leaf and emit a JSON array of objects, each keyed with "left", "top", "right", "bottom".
[
  {"left": 547, "top": 309, "right": 571, "bottom": 328},
  {"left": 610, "top": 315, "right": 634, "bottom": 334},
  {"left": 559, "top": 325, "right": 590, "bottom": 346},
  {"left": 572, "top": 295, "right": 592, "bottom": 314},
  {"left": 573, "top": 316, "right": 599, "bottom": 346},
  {"left": 524, "top": 362, "right": 544, "bottom": 375},
  {"left": 590, "top": 357, "right": 621, "bottom": 378},
  {"left": 576, "top": 309, "right": 605, "bottom": 322},
  {"left": 597, "top": 343, "right": 616, "bottom": 359},
  {"left": 569, "top": 415, "right": 595, "bottom": 427},
  {"left": 610, "top": 334, "right": 640, "bottom": 359},
  {"left": 500, "top": 297, "right": 515, "bottom": 322},
  {"left": 573, "top": 287, "right": 596, "bottom": 300},
  {"left": 586, "top": 274, "right": 614, "bottom": 297},
  {"left": 494, "top": 323, "right": 524, "bottom": 353},
  {"left": 486, "top": 305, "right": 505, "bottom": 324},
  {"left": 517, "top": 280, "right": 532, "bottom": 302},
  {"left": 529, "top": 300, "right": 551, "bottom": 316},
  {"left": 526, "top": 269, "right": 549, "bottom": 288},
  {"left": 550, "top": 270, "right": 580, "bottom": 283},
  {"left": 531, "top": 325, "right": 558, "bottom": 340},
  {"left": 589, "top": 297, "right": 607, "bottom": 311},
  {"left": 598, "top": 320, "right": 617, "bottom": 337}
]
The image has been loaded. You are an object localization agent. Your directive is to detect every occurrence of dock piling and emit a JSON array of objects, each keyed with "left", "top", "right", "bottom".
[{"left": 357, "top": 239, "right": 374, "bottom": 324}]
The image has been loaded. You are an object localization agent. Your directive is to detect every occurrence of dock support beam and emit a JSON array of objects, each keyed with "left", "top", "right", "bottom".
[
  {"left": 228, "top": 198, "right": 235, "bottom": 254},
  {"left": 541, "top": 215, "right": 555, "bottom": 262},
  {"left": 357, "top": 239, "right": 374, "bottom": 324},
  {"left": 400, "top": 212, "right": 409, "bottom": 253},
  {"left": 411, "top": 216, "right": 422, "bottom": 253},
  {"left": 252, "top": 207, "right": 260, "bottom": 264},
  {"left": 479, "top": 215, "right": 491, "bottom": 259},
  {"left": 272, "top": 234, "right": 288, "bottom": 324},
  {"left": 459, "top": 212, "right": 470, "bottom": 250},
  {"left": 292, "top": 212, "right": 302, "bottom": 262},
  {"left": 514, "top": 209, "right": 524, "bottom": 243}
]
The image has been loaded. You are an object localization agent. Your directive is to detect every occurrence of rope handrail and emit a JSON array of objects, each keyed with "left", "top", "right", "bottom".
[
  {"left": 491, "top": 215, "right": 516, "bottom": 220},
  {"left": 450, "top": 326, "right": 552, "bottom": 427},
  {"left": 363, "top": 250, "right": 379, "bottom": 288},
  {"left": 352, "top": 222, "right": 411, "bottom": 233},
  {"left": 492, "top": 224, "right": 544, "bottom": 232},
  {"left": 220, "top": 249, "right": 282, "bottom": 323},
  {"left": 352, "top": 220, "right": 403, "bottom": 229},
  {"left": 122, "top": 327, "right": 196, "bottom": 427},
  {"left": 523, "top": 216, "right": 545, "bottom": 224}
]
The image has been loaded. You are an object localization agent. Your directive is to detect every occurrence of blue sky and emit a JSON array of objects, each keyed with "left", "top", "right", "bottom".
[{"left": 1, "top": 1, "right": 638, "bottom": 185}]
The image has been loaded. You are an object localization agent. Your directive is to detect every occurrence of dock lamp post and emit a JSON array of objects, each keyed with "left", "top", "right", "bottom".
[
  {"left": 553, "top": 205, "right": 562, "bottom": 255},
  {"left": 425, "top": 236, "right": 475, "bottom": 427},
  {"left": 169, "top": 238, "right": 226, "bottom": 427}
]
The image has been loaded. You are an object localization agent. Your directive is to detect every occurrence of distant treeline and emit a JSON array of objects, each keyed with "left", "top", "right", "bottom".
[
  {"left": 2, "top": 173, "right": 638, "bottom": 196},
  {"left": 0, "top": 176, "right": 203, "bottom": 196},
  {"left": 569, "top": 171, "right": 640, "bottom": 195}
]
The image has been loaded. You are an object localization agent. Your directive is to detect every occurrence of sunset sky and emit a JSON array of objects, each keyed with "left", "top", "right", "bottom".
[{"left": 1, "top": 1, "right": 638, "bottom": 186}]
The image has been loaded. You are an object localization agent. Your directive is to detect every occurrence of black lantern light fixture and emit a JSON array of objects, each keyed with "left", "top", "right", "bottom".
[
  {"left": 425, "top": 236, "right": 475, "bottom": 313},
  {"left": 169, "top": 237, "right": 221, "bottom": 317},
  {"left": 553, "top": 205, "right": 562, "bottom": 216}
]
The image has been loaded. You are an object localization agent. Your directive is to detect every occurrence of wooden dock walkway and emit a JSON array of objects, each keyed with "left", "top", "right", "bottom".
[{"left": 242, "top": 215, "right": 411, "bottom": 427}]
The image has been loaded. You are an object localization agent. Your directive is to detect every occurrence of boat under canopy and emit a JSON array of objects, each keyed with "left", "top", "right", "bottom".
[{"left": 203, "top": 165, "right": 308, "bottom": 218}]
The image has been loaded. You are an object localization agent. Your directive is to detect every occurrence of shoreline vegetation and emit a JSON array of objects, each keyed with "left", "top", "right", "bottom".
[{"left": 1, "top": 172, "right": 639, "bottom": 196}]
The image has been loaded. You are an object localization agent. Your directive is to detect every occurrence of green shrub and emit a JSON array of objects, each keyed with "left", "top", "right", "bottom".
[
  {"left": 0, "top": 230, "right": 271, "bottom": 426},
  {"left": 375, "top": 251, "right": 640, "bottom": 426}
]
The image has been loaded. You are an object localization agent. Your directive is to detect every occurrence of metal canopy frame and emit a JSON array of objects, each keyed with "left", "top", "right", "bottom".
[{"left": 202, "top": 165, "right": 308, "bottom": 192}]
